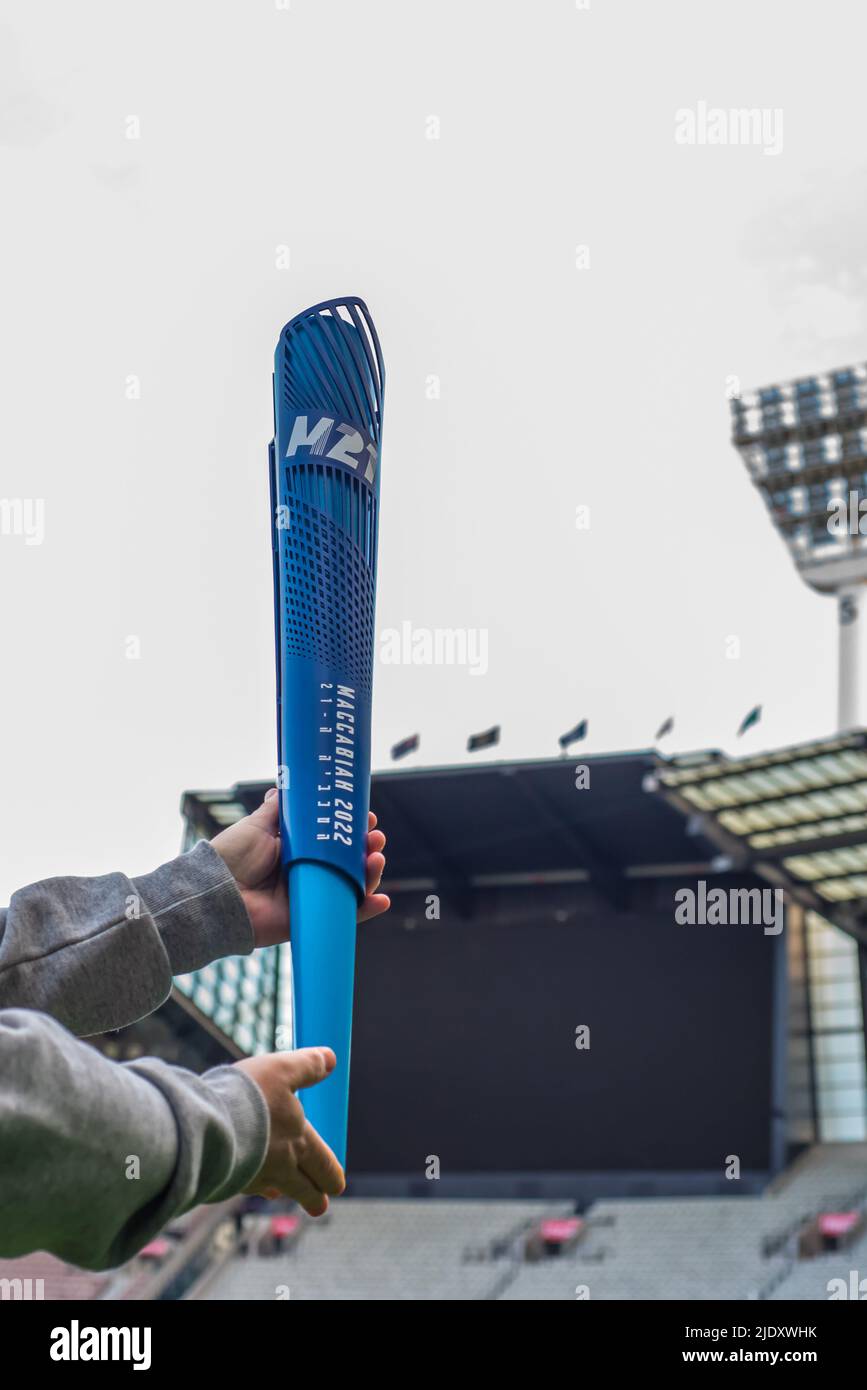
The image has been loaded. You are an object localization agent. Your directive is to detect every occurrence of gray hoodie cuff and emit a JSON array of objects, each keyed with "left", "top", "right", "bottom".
[
  {"left": 133, "top": 841, "right": 255, "bottom": 977},
  {"left": 126, "top": 1057, "right": 270, "bottom": 1211},
  {"left": 201, "top": 1066, "right": 271, "bottom": 1200}
]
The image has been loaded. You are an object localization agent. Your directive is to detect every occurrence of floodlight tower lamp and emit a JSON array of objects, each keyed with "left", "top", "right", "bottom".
[{"left": 730, "top": 364, "right": 867, "bottom": 732}]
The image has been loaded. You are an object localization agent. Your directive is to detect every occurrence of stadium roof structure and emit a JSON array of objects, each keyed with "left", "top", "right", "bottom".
[
  {"left": 650, "top": 729, "right": 867, "bottom": 945},
  {"left": 181, "top": 733, "right": 867, "bottom": 945},
  {"left": 182, "top": 750, "right": 733, "bottom": 920}
]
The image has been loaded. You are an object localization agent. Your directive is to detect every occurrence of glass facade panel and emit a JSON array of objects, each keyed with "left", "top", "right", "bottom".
[{"left": 806, "top": 912, "right": 867, "bottom": 1140}]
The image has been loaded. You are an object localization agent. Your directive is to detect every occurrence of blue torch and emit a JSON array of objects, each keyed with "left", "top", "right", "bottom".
[{"left": 269, "top": 297, "right": 384, "bottom": 1169}]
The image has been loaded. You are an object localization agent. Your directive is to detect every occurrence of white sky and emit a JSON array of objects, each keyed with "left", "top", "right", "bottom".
[{"left": 1, "top": 0, "right": 865, "bottom": 900}]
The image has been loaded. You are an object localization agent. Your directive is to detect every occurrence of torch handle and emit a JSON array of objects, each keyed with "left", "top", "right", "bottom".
[{"left": 288, "top": 861, "right": 358, "bottom": 1169}]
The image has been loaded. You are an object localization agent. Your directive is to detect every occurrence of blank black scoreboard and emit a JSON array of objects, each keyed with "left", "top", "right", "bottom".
[{"left": 347, "top": 898, "right": 778, "bottom": 1177}]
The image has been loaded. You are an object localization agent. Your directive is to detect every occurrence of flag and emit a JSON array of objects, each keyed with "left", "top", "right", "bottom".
[
  {"left": 391, "top": 733, "right": 420, "bottom": 761},
  {"left": 467, "top": 725, "right": 500, "bottom": 753},
  {"left": 737, "top": 705, "right": 762, "bottom": 737},
  {"left": 655, "top": 716, "right": 674, "bottom": 740},
  {"left": 558, "top": 719, "right": 588, "bottom": 750}
]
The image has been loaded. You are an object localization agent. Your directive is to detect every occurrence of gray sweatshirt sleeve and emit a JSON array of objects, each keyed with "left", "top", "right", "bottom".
[
  {"left": 0, "top": 844, "right": 270, "bottom": 1269},
  {"left": 0, "top": 1009, "right": 268, "bottom": 1270},
  {"left": 0, "top": 840, "right": 255, "bottom": 1035}
]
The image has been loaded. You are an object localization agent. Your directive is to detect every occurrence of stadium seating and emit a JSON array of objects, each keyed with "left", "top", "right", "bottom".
[
  {"left": 200, "top": 1144, "right": 867, "bottom": 1301},
  {"left": 202, "top": 1200, "right": 573, "bottom": 1301}
]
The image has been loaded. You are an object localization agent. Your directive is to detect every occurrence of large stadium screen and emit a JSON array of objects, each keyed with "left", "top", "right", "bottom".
[{"left": 348, "top": 890, "right": 779, "bottom": 1175}]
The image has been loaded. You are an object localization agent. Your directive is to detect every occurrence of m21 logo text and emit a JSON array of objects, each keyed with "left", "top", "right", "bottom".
[{"left": 285, "top": 414, "right": 378, "bottom": 483}]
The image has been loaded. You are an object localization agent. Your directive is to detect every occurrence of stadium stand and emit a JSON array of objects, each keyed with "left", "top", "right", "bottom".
[
  {"left": 201, "top": 1201, "right": 573, "bottom": 1301},
  {"left": 199, "top": 1145, "right": 867, "bottom": 1301}
]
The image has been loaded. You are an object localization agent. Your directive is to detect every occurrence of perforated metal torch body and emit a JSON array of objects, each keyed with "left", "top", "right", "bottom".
[{"left": 270, "top": 297, "right": 384, "bottom": 1169}]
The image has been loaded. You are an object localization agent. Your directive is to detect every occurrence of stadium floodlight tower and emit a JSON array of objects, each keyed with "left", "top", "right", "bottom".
[{"left": 730, "top": 362, "right": 867, "bottom": 730}]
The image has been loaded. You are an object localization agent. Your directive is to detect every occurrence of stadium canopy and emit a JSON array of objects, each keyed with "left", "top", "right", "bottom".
[
  {"left": 650, "top": 730, "right": 867, "bottom": 945},
  {"left": 183, "top": 734, "right": 867, "bottom": 944},
  {"left": 183, "top": 751, "right": 726, "bottom": 920}
]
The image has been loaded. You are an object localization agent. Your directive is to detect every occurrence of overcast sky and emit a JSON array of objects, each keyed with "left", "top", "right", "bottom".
[{"left": 1, "top": 0, "right": 865, "bottom": 899}]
